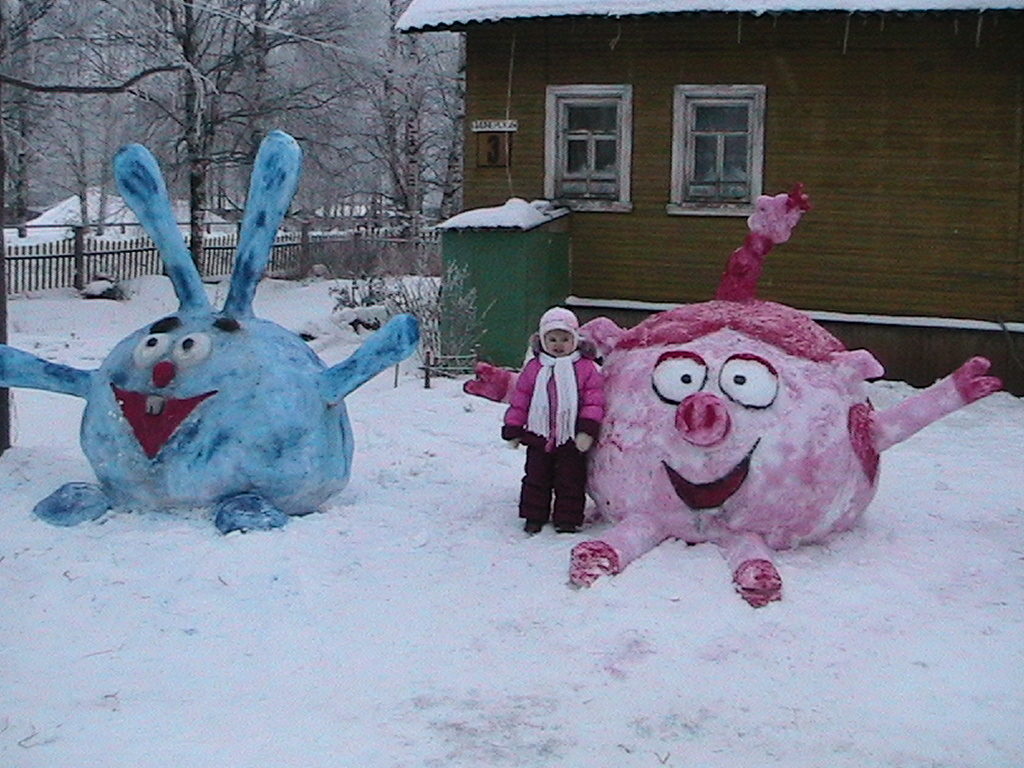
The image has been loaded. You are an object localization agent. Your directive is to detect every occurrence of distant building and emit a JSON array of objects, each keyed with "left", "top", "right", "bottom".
[{"left": 5, "top": 187, "right": 233, "bottom": 245}]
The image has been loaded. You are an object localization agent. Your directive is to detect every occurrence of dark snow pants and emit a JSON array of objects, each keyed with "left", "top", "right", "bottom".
[{"left": 519, "top": 441, "right": 587, "bottom": 527}]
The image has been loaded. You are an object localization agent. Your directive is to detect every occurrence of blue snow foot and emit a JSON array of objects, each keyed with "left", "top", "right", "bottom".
[
  {"left": 33, "top": 482, "right": 111, "bottom": 527},
  {"left": 214, "top": 493, "right": 288, "bottom": 534}
]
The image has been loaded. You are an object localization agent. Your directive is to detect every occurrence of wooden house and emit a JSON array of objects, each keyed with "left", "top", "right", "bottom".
[{"left": 398, "top": 0, "right": 1024, "bottom": 394}]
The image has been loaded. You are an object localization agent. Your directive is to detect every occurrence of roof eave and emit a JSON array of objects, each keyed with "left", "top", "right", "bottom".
[{"left": 397, "top": 6, "right": 1024, "bottom": 33}]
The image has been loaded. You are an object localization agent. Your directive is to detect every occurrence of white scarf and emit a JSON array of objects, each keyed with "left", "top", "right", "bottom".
[{"left": 527, "top": 351, "right": 580, "bottom": 446}]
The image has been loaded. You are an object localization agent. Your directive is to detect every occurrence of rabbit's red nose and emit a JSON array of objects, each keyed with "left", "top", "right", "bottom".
[{"left": 152, "top": 360, "right": 176, "bottom": 388}]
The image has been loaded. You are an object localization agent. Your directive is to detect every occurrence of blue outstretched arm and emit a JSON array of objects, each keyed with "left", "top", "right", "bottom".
[
  {"left": 113, "top": 144, "right": 212, "bottom": 314},
  {"left": 0, "top": 346, "right": 91, "bottom": 397},
  {"left": 223, "top": 132, "right": 303, "bottom": 318},
  {"left": 320, "top": 314, "right": 420, "bottom": 402}
]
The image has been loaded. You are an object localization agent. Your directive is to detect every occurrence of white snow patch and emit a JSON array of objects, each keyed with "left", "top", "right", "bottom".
[
  {"left": 437, "top": 198, "right": 569, "bottom": 231},
  {"left": 1, "top": 276, "right": 1022, "bottom": 767}
]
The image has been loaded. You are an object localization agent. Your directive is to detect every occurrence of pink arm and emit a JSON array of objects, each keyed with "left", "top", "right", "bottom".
[
  {"left": 463, "top": 361, "right": 519, "bottom": 403},
  {"left": 873, "top": 356, "right": 1001, "bottom": 452}
]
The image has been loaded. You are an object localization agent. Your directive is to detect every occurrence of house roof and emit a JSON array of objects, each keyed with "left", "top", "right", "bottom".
[{"left": 396, "top": 0, "right": 1024, "bottom": 31}]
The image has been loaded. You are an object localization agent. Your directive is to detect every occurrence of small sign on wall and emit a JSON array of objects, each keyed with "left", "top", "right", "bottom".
[{"left": 472, "top": 119, "right": 517, "bottom": 168}]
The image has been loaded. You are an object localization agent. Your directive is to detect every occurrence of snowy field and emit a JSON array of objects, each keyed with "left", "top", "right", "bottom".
[{"left": 1, "top": 276, "right": 1022, "bottom": 768}]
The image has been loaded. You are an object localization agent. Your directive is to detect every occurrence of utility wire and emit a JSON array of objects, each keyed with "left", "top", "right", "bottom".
[{"left": 175, "top": 0, "right": 365, "bottom": 67}]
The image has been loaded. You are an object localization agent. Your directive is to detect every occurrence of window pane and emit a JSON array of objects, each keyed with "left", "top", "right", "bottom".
[
  {"left": 587, "top": 180, "right": 618, "bottom": 198},
  {"left": 723, "top": 136, "right": 748, "bottom": 181},
  {"left": 721, "top": 183, "right": 748, "bottom": 199},
  {"left": 694, "top": 135, "right": 718, "bottom": 181},
  {"left": 567, "top": 139, "right": 588, "bottom": 173},
  {"left": 568, "top": 104, "right": 616, "bottom": 132},
  {"left": 687, "top": 183, "right": 717, "bottom": 199},
  {"left": 561, "top": 179, "right": 617, "bottom": 199},
  {"left": 594, "top": 139, "right": 617, "bottom": 172},
  {"left": 695, "top": 105, "right": 748, "bottom": 132}
]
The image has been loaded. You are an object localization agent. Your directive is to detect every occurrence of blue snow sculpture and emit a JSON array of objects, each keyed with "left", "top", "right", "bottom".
[{"left": 0, "top": 131, "right": 419, "bottom": 533}]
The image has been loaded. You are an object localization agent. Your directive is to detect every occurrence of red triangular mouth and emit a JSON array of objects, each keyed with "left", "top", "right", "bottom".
[
  {"left": 112, "top": 386, "right": 217, "bottom": 459},
  {"left": 663, "top": 441, "right": 758, "bottom": 510}
]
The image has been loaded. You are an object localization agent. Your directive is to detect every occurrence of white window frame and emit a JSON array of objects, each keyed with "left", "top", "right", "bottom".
[
  {"left": 668, "top": 84, "right": 766, "bottom": 217},
  {"left": 545, "top": 84, "right": 633, "bottom": 213}
]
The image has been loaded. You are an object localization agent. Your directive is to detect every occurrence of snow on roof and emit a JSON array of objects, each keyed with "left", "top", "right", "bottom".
[
  {"left": 397, "top": 0, "right": 1024, "bottom": 30},
  {"left": 26, "top": 188, "right": 229, "bottom": 229},
  {"left": 6, "top": 188, "right": 232, "bottom": 245},
  {"left": 436, "top": 198, "right": 569, "bottom": 230}
]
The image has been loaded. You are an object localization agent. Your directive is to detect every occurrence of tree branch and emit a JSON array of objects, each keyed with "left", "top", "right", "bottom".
[{"left": 0, "top": 65, "right": 181, "bottom": 94}]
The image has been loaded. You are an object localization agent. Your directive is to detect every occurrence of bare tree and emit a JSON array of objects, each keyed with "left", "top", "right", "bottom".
[
  {"left": 104, "top": 0, "right": 359, "bottom": 259},
  {"left": 1, "top": 0, "right": 59, "bottom": 220},
  {"left": 0, "top": 0, "right": 179, "bottom": 454},
  {"left": 344, "top": 0, "right": 462, "bottom": 233}
]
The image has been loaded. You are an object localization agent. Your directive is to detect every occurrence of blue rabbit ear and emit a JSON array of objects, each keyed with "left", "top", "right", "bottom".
[
  {"left": 114, "top": 144, "right": 212, "bottom": 314},
  {"left": 223, "top": 131, "right": 302, "bottom": 317}
]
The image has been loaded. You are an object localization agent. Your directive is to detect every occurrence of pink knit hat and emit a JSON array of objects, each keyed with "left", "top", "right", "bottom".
[{"left": 538, "top": 307, "right": 580, "bottom": 341}]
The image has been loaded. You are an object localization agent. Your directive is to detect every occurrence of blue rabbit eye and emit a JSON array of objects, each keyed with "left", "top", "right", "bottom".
[
  {"left": 133, "top": 334, "right": 172, "bottom": 367},
  {"left": 172, "top": 333, "right": 212, "bottom": 367}
]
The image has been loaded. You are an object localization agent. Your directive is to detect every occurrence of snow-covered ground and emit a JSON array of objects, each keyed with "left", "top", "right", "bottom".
[{"left": 1, "top": 276, "right": 1022, "bottom": 768}]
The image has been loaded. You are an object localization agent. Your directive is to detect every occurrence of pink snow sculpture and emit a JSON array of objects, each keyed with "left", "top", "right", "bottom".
[{"left": 466, "top": 185, "right": 1001, "bottom": 607}]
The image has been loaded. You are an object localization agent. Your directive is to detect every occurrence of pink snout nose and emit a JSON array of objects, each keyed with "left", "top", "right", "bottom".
[
  {"left": 676, "top": 392, "right": 731, "bottom": 446},
  {"left": 152, "top": 360, "right": 176, "bottom": 388}
]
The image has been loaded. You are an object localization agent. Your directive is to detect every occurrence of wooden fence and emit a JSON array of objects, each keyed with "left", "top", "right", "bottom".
[{"left": 3, "top": 225, "right": 440, "bottom": 295}]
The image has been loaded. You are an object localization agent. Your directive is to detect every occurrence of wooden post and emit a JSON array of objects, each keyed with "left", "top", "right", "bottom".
[
  {"left": 300, "top": 220, "right": 311, "bottom": 277},
  {"left": 0, "top": 261, "right": 8, "bottom": 446},
  {"left": 0, "top": 72, "right": 9, "bottom": 453},
  {"left": 72, "top": 226, "right": 85, "bottom": 291}
]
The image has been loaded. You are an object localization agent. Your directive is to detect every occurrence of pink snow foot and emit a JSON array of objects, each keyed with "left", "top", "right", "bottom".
[
  {"left": 463, "top": 361, "right": 514, "bottom": 403},
  {"left": 569, "top": 540, "right": 620, "bottom": 587},
  {"left": 952, "top": 356, "right": 1001, "bottom": 404},
  {"left": 733, "top": 558, "right": 782, "bottom": 608}
]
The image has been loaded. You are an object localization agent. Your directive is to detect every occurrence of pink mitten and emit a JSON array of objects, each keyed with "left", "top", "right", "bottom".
[
  {"left": 463, "top": 361, "right": 514, "bottom": 402},
  {"left": 952, "top": 356, "right": 1002, "bottom": 404},
  {"left": 570, "top": 540, "right": 620, "bottom": 587}
]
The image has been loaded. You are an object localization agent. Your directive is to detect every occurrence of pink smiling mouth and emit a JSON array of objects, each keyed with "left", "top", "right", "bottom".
[{"left": 662, "top": 441, "right": 759, "bottom": 510}]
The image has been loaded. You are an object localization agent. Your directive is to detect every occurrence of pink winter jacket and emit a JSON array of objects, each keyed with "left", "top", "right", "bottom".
[{"left": 501, "top": 356, "right": 605, "bottom": 451}]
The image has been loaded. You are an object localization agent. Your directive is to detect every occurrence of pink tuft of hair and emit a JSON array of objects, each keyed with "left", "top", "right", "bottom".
[{"left": 716, "top": 184, "right": 812, "bottom": 302}]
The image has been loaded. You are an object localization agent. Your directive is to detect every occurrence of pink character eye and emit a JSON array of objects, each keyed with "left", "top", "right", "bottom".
[
  {"left": 719, "top": 355, "right": 778, "bottom": 408},
  {"left": 652, "top": 351, "right": 707, "bottom": 404}
]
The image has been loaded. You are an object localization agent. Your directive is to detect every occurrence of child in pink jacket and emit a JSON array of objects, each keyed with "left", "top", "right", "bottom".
[{"left": 502, "top": 307, "right": 605, "bottom": 534}]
